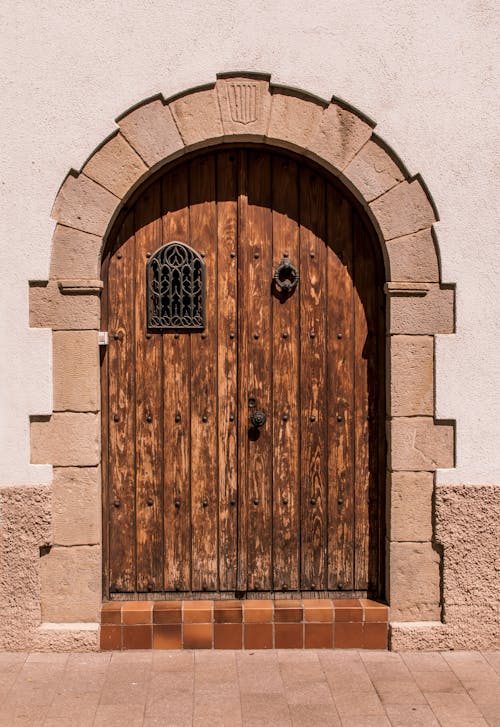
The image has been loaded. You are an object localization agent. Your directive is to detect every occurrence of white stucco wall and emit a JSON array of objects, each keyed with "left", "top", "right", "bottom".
[{"left": 1, "top": 0, "right": 499, "bottom": 485}]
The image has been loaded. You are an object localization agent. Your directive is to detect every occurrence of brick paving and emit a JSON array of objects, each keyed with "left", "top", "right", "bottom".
[{"left": 0, "top": 650, "right": 498, "bottom": 726}]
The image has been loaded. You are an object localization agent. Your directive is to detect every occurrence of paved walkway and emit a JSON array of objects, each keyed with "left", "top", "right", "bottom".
[{"left": 0, "top": 650, "right": 498, "bottom": 727}]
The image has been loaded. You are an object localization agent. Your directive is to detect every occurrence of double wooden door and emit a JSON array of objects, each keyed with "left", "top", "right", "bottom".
[{"left": 102, "top": 147, "right": 385, "bottom": 598}]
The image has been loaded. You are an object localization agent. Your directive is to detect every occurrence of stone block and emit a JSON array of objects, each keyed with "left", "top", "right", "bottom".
[
  {"left": 83, "top": 133, "right": 148, "bottom": 198},
  {"left": 388, "top": 335, "right": 434, "bottom": 416},
  {"left": 52, "top": 467, "right": 100, "bottom": 546},
  {"left": 29, "top": 281, "right": 100, "bottom": 330},
  {"left": 388, "top": 472, "right": 434, "bottom": 541},
  {"left": 40, "top": 545, "right": 101, "bottom": 622},
  {"left": 119, "top": 99, "right": 184, "bottom": 167},
  {"left": 216, "top": 76, "right": 272, "bottom": 139},
  {"left": 389, "top": 417, "right": 454, "bottom": 471},
  {"left": 267, "top": 90, "right": 324, "bottom": 150},
  {"left": 49, "top": 225, "right": 102, "bottom": 280},
  {"left": 389, "top": 284, "right": 454, "bottom": 334},
  {"left": 344, "top": 139, "right": 404, "bottom": 200},
  {"left": 308, "top": 102, "right": 373, "bottom": 171},
  {"left": 53, "top": 330, "right": 100, "bottom": 412},
  {"left": 169, "top": 87, "right": 223, "bottom": 147},
  {"left": 370, "top": 179, "right": 436, "bottom": 241},
  {"left": 389, "top": 542, "right": 441, "bottom": 621},
  {"left": 51, "top": 172, "right": 118, "bottom": 237},
  {"left": 31, "top": 413, "right": 100, "bottom": 467},
  {"left": 385, "top": 229, "right": 440, "bottom": 283}
]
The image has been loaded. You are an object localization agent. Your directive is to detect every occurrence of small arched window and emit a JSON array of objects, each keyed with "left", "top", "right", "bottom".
[{"left": 147, "top": 241, "right": 206, "bottom": 331}]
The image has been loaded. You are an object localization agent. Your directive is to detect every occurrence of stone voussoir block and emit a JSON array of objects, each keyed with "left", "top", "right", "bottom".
[
  {"left": 83, "top": 132, "right": 148, "bottom": 198},
  {"left": 216, "top": 75, "right": 272, "bottom": 139},
  {"left": 389, "top": 284, "right": 454, "bottom": 335},
  {"left": 308, "top": 102, "right": 373, "bottom": 171},
  {"left": 53, "top": 330, "right": 99, "bottom": 412},
  {"left": 388, "top": 335, "right": 434, "bottom": 416},
  {"left": 31, "top": 412, "right": 100, "bottom": 467},
  {"left": 389, "top": 541, "right": 441, "bottom": 621},
  {"left": 344, "top": 138, "right": 405, "bottom": 201},
  {"left": 389, "top": 416, "right": 454, "bottom": 472},
  {"left": 50, "top": 225, "right": 103, "bottom": 280},
  {"left": 52, "top": 466, "right": 101, "bottom": 546},
  {"left": 385, "top": 228, "right": 440, "bottom": 283},
  {"left": 30, "top": 281, "right": 100, "bottom": 330},
  {"left": 169, "top": 86, "right": 223, "bottom": 147},
  {"left": 40, "top": 545, "right": 101, "bottom": 622},
  {"left": 388, "top": 471, "right": 434, "bottom": 542},
  {"left": 370, "top": 179, "right": 436, "bottom": 241},
  {"left": 266, "top": 90, "right": 324, "bottom": 151},
  {"left": 51, "top": 172, "right": 118, "bottom": 237},
  {"left": 119, "top": 98, "right": 184, "bottom": 167}
]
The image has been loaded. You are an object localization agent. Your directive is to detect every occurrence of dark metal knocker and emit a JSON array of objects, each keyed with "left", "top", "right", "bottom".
[
  {"left": 250, "top": 410, "right": 267, "bottom": 428},
  {"left": 273, "top": 256, "right": 299, "bottom": 293}
]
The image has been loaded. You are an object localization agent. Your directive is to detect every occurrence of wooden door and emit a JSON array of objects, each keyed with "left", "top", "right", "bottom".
[{"left": 102, "top": 147, "right": 385, "bottom": 599}]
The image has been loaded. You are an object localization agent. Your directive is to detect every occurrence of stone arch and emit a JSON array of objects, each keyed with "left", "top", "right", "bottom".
[{"left": 30, "top": 73, "right": 454, "bottom": 636}]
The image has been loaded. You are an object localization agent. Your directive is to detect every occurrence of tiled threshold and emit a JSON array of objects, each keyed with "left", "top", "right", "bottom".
[{"left": 100, "top": 598, "right": 388, "bottom": 650}]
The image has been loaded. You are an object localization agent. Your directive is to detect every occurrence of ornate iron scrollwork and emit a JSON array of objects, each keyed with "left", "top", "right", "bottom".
[
  {"left": 147, "top": 241, "right": 206, "bottom": 331},
  {"left": 273, "top": 256, "right": 299, "bottom": 292}
]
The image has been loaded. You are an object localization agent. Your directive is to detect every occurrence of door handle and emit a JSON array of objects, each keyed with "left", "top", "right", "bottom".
[{"left": 250, "top": 410, "right": 267, "bottom": 428}]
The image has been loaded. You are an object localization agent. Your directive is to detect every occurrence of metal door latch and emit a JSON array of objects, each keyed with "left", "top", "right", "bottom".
[{"left": 98, "top": 331, "right": 109, "bottom": 346}]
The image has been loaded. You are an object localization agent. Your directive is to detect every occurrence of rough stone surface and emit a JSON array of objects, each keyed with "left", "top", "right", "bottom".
[
  {"left": 389, "top": 335, "right": 434, "bottom": 416},
  {"left": 344, "top": 138, "right": 404, "bottom": 201},
  {"left": 29, "top": 281, "right": 100, "bottom": 330},
  {"left": 388, "top": 471, "right": 434, "bottom": 542},
  {"left": 370, "top": 179, "right": 436, "bottom": 241},
  {"left": 0, "top": 485, "right": 51, "bottom": 649},
  {"left": 83, "top": 133, "right": 148, "bottom": 198},
  {"left": 391, "top": 606, "right": 499, "bottom": 650},
  {"left": 49, "top": 225, "right": 103, "bottom": 280},
  {"left": 33, "top": 623, "right": 99, "bottom": 651},
  {"left": 308, "top": 103, "right": 373, "bottom": 171},
  {"left": 216, "top": 76, "right": 272, "bottom": 139},
  {"left": 385, "top": 228, "right": 440, "bottom": 283},
  {"left": 389, "top": 284, "right": 454, "bottom": 335},
  {"left": 389, "top": 542, "right": 441, "bottom": 621},
  {"left": 31, "top": 413, "right": 100, "bottom": 467},
  {"left": 52, "top": 467, "right": 100, "bottom": 546},
  {"left": 169, "top": 87, "right": 223, "bottom": 147},
  {"left": 53, "top": 330, "right": 100, "bottom": 412},
  {"left": 435, "top": 484, "right": 500, "bottom": 607},
  {"left": 40, "top": 545, "right": 101, "bottom": 622},
  {"left": 267, "top": 91, "right": 324, "bottom": 150},
  {"left": 51, "top": 172, "right": 119, "bottom": 237},
  {"left": 119, "top": 99, "right": 184, "bottom": 167},
  {"left": 389, "top": 417, "right": 454, "bottom": 471}
]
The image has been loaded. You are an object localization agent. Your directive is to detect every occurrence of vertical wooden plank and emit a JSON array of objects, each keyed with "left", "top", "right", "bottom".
[
  {"left": 236, "top": 151, "right": 249, "bottom": 592},
  {"left": 326, "top": 185, "right": 355, "bottom": 591},
  {"left": 299, "top": 166, "right": 327, "bottom": 591},
  {"left": 134, "top": 181, "right": 163, "bottom": 591},
  {"left": 162, "top": 166, "right": 191, "bottom": 591},
  {"left": 353, "top": 212, "right": 371, "bottom": 591},
  {"left": 101, "top": 251, "right": 110, "bottom": 598},
  {"left": 189, "top": 154, "right": 219, "bottom": 591},
  {"left": 217, "top": 151, "right": 238, "bottom": 591},
  {"left": 354, "top": 214, "right": 385, "bottom": 595},
  {"left": 271, "top": 155, "right": 300, "bottom": 592},
  {"left": 108, "top": 212, "right": 136, "bottom": 592},
  {"left": 245, "top": 150, "right": 273, "bottom": 591}
]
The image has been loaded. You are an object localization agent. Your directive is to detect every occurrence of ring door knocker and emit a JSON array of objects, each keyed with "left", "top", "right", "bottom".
[{"left": 273, "top": 254, "right": 299, "bottom": 293}]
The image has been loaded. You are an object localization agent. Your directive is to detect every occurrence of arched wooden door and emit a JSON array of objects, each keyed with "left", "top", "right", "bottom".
[{"left": 101, "top": 147, "right": 385, "bottom": 599}]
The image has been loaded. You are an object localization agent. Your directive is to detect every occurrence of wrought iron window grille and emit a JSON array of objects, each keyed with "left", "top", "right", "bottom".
[{"left": 147, "top": 241, "right": 206, "bottom": 331}]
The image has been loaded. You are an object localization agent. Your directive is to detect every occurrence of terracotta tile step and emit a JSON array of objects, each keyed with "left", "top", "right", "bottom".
[{"left": 99, "top": 598, "right": 388, "bottom": 650}]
